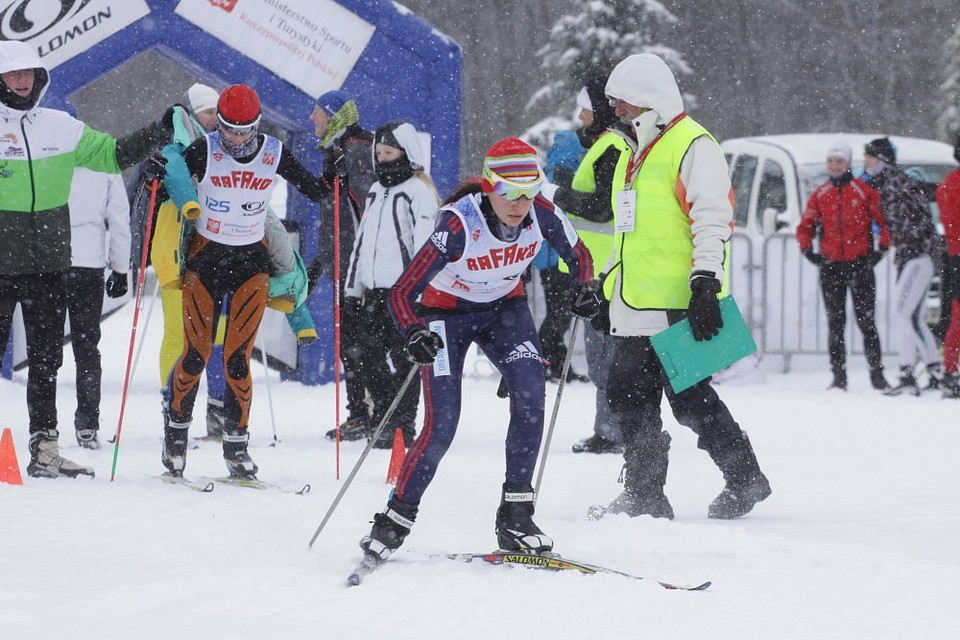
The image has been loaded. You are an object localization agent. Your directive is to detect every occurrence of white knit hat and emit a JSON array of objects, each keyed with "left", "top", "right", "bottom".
[{"left": 187, "top": 83, "right": 219, "bottom": 114}]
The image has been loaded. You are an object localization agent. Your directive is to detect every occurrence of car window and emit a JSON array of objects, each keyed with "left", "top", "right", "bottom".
[{"left": 730, "top": 154, "right": 758, "bottom": 227}]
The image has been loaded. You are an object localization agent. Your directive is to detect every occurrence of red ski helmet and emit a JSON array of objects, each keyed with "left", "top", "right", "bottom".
[{"left": 217, "top": 84, "right": 261, "bottom": 133}]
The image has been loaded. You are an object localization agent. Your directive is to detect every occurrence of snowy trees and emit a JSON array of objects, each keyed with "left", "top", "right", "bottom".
[
  {"left": 523, "top": 0, "right": 691, "bottom": 151},
  {"left": 939, "top": 22, "right": 960, "bottom": 143}
]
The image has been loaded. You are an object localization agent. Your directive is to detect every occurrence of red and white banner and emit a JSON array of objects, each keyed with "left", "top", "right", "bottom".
[
  {"left": 175, "top": 0, "right": 375, "bottom": 98},
  {"left": 0, "top": 0, "right": 150, "bottom": 68}
]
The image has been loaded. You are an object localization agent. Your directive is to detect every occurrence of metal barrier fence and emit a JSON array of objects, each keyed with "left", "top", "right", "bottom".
[{"left": 730, "top": 233, "right": 903, "bottom": 372}]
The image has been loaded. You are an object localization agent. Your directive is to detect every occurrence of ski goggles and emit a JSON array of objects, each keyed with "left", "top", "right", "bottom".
[
  {"left": 490, "top": 178, "right": 542, "bottom": 201},
  {"left": 217, "top": 113, "right": 261, "bottom": 136}
]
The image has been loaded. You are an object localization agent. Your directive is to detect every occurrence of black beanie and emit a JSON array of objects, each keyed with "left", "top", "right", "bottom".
[{"left": 864, "top": 137, "right": 897, "bottom": 165}]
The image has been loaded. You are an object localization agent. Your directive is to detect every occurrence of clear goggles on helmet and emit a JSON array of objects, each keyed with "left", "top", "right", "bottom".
[
  {"left": 217, "top": 113, "right": 261, "bottom": 136},
  {"left": 490, "top": 177, "right": 542, "bottom": 201}
]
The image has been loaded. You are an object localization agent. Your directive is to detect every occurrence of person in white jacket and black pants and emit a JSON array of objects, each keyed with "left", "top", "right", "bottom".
[
  {"left": 345, "top": 120, "right": 439, "bottom": 448},
  {"left": 66, "top": 166, "right": 131, "bottom": 449}
]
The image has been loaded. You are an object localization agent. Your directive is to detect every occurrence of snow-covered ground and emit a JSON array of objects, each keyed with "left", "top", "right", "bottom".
[{"left": 1, "top": 293, "right": 958, "bottom": 639}]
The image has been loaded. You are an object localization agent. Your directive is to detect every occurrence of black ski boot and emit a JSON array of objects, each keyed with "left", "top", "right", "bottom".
[
  {"left": 885, "top": 366, "right": 921, "bottom": 397},
  {"left": 360, "top": 497, "right": 419, "bottom": 561},
  {"left": 941, "top": 371, "right": 960, "bottom": 399},
  {"left": 325, "top": 415, "right": 370, "bottom": 441},
  {"left": 222, "top": 429, "right": 258, "bottom": 478},
  {"left": 708, "top": 433, "right": 771, "bottom": 519},
  {"left": 27, "top": 429, "right": 95, "bottom": 478},
  {"left": 205, "top": 399, "right": 227, "bottom": 439},
  {"left": 161, "top": 420, "right": 190, "bottom": 476},
  {"left": 587, "top": 430, "right": 673, "bottom": 520},
  {"left": 495, "top": 483, "right": 553, "bottom": 553},
  {"left": 571, "top": 433, "right": 623, "bottom": 454}
]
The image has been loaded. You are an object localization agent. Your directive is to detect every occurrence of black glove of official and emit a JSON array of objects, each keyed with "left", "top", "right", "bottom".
[
  {"left": 802, "top": 248, "right": 822, "bottom": 266},
  {"left": 688, "top": 274, "right": 723, "bottom": 342},
  {"left": 142, "top": 152, "right": 167, "bottom": 183},
  {"left": 590, "top": 298, "right": 611, "bottom": 334},
  {"left": 104, "top": 271, "right": 128, "bottom": 298},
  {"left": 405, "top": 325, "right": 444, "bottom": 364},
  {"left": 571, "top": 285, "right": 601, "bottom": 320},
  {"left": 156, "top": 105, "right": 177, "bottom": 139}
]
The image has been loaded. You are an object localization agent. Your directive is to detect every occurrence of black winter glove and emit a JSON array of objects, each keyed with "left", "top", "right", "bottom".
[
  {"left": 157, "top": 105, "right": 177, "bottom": 139},
  {"left": 802, "top": 248, "right": 822, "bottom": 266},
  {"left": 688, "top": 274, "right": 723, "bottom": 342},
  {"left": 322, "top": 151, "right": 348, "bottom": 182},
  {"left": 306, "top": 257, "right": 324, "bottom": 295},
  {"left": 865, "top": 250, "right": 885, "bottom": 268},
  {"left": 405, "top": 325, "right": 444, "bottom": 364},
  {"left": 142, "top": 152, "right": 167, "bottom": 183},
  {"left": 590, "top": 298, "right": 611, "bottom": 334},
  {"left": 570, "top": 285, "right": 601, "bottom": 320},
  {"left": 104, "top": 271, "right": 128, "bottom": 298}
]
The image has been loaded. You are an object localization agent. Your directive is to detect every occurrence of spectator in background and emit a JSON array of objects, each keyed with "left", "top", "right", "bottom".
[
  {"left": 534, "top": 128, "right": 588, "bottom": 384},
  {"left": 546, "top": 73, "right": 634, "bottom": 455},
  {"left": 66, "top": 167, "right": 131, "bottom": 450},
  {"left": 344, "top": 120, "right": 440, "bottom": 449},
  {"left": 862, "top": 137, "right": 943, "bottom": 395},
  {"left": 306, "top": 90, "right": 377, "bottom": 442},
  {"left": 936, "top": 133, "right": 960, "bottom": 398},
  {"left": 797, "top": 142, "right": 892, "bottom": 392},
  {"left": 0, "top": 40, "right": 169, "bottom": 478}
]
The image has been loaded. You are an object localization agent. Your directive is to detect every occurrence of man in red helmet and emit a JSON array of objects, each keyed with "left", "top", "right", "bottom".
[{"left": 160, "top": 84, "right": 335, "bottom": 479}]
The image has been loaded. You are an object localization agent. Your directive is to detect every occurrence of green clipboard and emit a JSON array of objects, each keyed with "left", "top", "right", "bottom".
[{"left": 649, "top": 296, "right": 757, "bottom": 394}]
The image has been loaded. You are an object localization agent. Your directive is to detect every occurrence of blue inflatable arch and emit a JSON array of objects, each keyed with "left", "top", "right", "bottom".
[{"left": 3, "top": 0, "right": 462, "bottom": 384}]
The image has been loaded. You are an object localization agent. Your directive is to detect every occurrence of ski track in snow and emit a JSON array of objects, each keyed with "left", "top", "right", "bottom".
[{"left": 1, "top": 301, "right": 958, "bottom": 639}]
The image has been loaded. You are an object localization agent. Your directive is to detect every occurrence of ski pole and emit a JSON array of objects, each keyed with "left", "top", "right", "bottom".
[
  {"left": 533, "top": 317, "right": 581, "bottom": 503},
  {"left": 332, "top": 175, "right": 342, "bottom": 477},
  {"left": 110, "top": 178, "right": 160, "bottom": 481},
  {"left": 308, "top": 365, "right": 420, "bottom": 549},
  {"left": 256, "top": 330, "right": 279, "bottom": 446},
  {"left": 127, "top": 276, "right": 160, "bottom": 389}
]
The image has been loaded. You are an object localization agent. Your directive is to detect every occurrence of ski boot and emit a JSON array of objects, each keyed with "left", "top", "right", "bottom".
[
  {"left": 27, "top": 429, "right": 94, "bottom": 479},
  {"left": 587, "top": 430, "right": 673, "bottom": 520},
  {"left": 223, "top": 429, "right": 258, "bottom": 479},
  {"left": 325, "top": 415, "right": 370, "bottom": 442},
  {"left": 359, "top": 497, "right": 419, "bottom": 562},
  {"left": 884, "top": 366, "right": 921, "bottom": 397},
  {"left": 571, "top": 433, "right": 623, "bottom": 454},
  {"left": 161, "top": 420, "right": 190, "bottom": 476},
  {"left": 495, "top": 483, "right": 553, "bottom": 554}
]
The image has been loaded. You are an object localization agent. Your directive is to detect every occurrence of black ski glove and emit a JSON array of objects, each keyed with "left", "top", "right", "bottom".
[
  {"left": 405, "top": 325, "right": 444, "bottom": 364},
  {"left": 156, "top": 105, "right": 177, "bottom": 140},
  {"left": 688, "top": 274, "right": 723, "bottom": 342},
  {"left": 306, "top": 257, "right": 324, "bottom": 294},
  {"left": 142, "top": 152, "right": 167, "bottom": 183},
  {"left": 570, "top": 285, "right": 601, "bottom": 319},
  {"left": 802, "top": 248, "right": 822, "bottom": 266},
  {"left": 590, "top": 298, "right": 611, "bottom": 334},
  {"left": 105, "top": 271, "right": 128, "bottom": 298}
]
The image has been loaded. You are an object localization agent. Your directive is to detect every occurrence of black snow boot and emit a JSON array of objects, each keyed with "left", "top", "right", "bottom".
[
  {"left": 360, "top": 496, "right": 419, "bottom": 561},
  {"left": 325, "top": 414, "right": 370, "bottom": 441},
  {"left": 941, "top": 371, "right": 960, "bottom": 399},
  {"left": 588, "top": 430, "right": 673, "bottom": 520},
  {"left": 222, "top": 429, "right": 258, "bottom": 479},
  {"left": 884, "top": 366, "right": 920, "bottom": 397},
  {"left": 161, "top": 420, "right": 190, "bottom": 476},
  {"left": 869, "top": 368, "right": 890, "bottom": 392},
  {"left": 27, "top": 429, "right": 95, "bottom": 479},
  {"left": 495, "top": 483, "right": 553, "bottom": 553},
  {"left": 707, "top": 433, "right": 771, "bottom": 519}
]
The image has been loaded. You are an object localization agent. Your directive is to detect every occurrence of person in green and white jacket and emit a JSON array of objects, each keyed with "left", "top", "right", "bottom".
[{"left": 0, "top": 40, "right": 169, "bottom": 479}]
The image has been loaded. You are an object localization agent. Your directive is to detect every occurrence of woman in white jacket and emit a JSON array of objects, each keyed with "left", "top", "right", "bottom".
[{"left": 345, "top": 120, "right": 439, "bottom": 448}]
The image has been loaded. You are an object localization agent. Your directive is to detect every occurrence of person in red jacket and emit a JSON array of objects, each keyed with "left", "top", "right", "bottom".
[
  {"left": 936, "top": 134, "right": 960, "bottom": 398},
  {"left": 796, "top": 142, "right": 892, "bottom": 391}
]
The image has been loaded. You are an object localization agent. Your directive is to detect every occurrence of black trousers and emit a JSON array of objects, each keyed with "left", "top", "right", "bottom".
[
  {"left": 818, "top": 260, "right": 884, "bottom": 378},
  {"left": 338, "top": 284, "right": 368, "bottom": 421},
  {"left": 0, "top": 273, "right": 66, "bottom": 435},
  {"left": 357, "top": 288, "right": 419, "bottom": 433},
  {"left": 65, "top": 267, "right": 105, "bottom": 430}
]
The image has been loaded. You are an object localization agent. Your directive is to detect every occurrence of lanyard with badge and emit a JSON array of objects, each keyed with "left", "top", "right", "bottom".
[{"left": 616, "top": 112, "right": 686, "bottom": 233}]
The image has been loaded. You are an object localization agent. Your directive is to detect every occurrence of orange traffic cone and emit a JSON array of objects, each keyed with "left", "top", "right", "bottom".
[
  {"left": 386, "top": 428, "right": 406, "bottom": 485},
  {"left": 0, "top": 427, "right": 23, "bottom": 485}
]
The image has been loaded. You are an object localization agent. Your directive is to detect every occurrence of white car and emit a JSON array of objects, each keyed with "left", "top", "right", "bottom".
[{"left": 721, "top": 133, "right": 956, "bottom": 239}]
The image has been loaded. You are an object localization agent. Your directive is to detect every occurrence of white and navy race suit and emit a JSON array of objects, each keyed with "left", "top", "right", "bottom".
[{"left": 388, "top": 192, "right": 594, "bottom": 503}]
